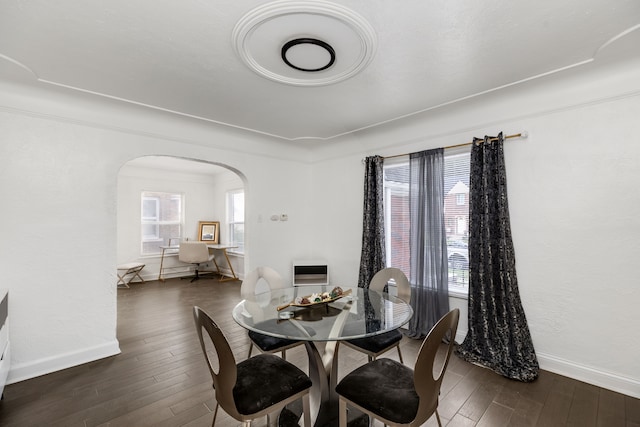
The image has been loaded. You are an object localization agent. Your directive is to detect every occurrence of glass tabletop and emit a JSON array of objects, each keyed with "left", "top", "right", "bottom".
[{"left": 232, "top": 285, "right": 413, "bottom": 341}]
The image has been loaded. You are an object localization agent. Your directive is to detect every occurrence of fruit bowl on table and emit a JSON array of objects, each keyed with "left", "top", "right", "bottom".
[{"left": 277, "top": 287, "right": 350, "bottom": 311}]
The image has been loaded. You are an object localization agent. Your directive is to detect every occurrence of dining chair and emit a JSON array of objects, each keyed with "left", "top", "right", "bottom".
[
  {"left": 193, "top": 306, "right": 312, "bottom": 427},
  {"left": 335, "top": 308, "right": 460, "bottom": 427},
  {"left": 179, "top": 241, "right": 215, "bottom": 282},
  {"left": 241, "top": 266, "right": 305, "bottom": 360},
  {"left": 338, "top": 267, "right": 411, "bottom": 364}
]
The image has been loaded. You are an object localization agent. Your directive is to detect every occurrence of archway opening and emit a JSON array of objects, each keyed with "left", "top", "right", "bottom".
[{"left": 116, "top": 155, "right": 246, "bottom": 286}]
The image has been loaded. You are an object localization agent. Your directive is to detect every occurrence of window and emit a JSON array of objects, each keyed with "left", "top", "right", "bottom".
[
  {"left": 141, "top": 197, "right": 160, "bottom": 240},
  {"left": 141, "top": 191, "right": 183, "bottom": 255},
  {"left": 383, "top": 150, "right": 470, "bottom": 294},
  {"left": 227, "top": 189, "right": 244, "bottom": 253}
]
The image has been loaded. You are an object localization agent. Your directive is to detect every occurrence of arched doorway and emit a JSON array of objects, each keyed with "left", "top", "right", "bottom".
[{"left": 116, "top": 155, "right": 246, "bottom": 284}]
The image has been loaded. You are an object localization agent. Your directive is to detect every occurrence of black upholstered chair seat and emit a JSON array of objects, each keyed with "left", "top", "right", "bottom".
[
  {"left": 336, "top": 309, "right": 460, "bottom": 427},
  {"left": 337, "top": 268, "right": 411, "bottom": 372},
  {"left": 248, "top": 319, "right": 316, "bottom": 353},
  {"left": 248, "top": 330, "right": 301, "bottom": 353},
  {"left": 235, "top": 353, "right": 312, "bottom": 415},
  {"left": 345, "top": 329, "right": 402, "bottom": 354},
  {"left": 193, "top": 306, "right": 312, "bottom": 426},
  {"left": 336, "top": 358, "right": 418, "bottom": 424}
]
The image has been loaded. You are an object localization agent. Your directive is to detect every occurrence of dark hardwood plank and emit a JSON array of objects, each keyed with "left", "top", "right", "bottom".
[
  {"left": 458, "top": 372, "right": 508, "bottom": 421},
  {"left": 0, "top": 278, "right": 637, "bottom": 427},
  {"left": 627, "top": 395, "right": 640, "bottom": 424},
  {"left": 476, "top": 402, "right": 514, "bottom": 427},
  {"left": 508, "top": 396, "right": 544, "bottom": 427},
  {"left": 437, "top": 362, "right": 493, "bottom": 420},
  {"left": 535, "top": 374, "right": 576, "bottom": 426},
  {"left": 597, "top": 388, "right": 627, "bottom": 427},
  {"left": 446, "top": 413, "right": 477, "bottom": 427},
  {"left": 566, "top": 382, "right": 599, "bottom": 427}
]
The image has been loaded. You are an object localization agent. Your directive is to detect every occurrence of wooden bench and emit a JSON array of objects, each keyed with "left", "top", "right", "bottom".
[{"left": 117, "top": 262, "right": 145, "bottom": 288}]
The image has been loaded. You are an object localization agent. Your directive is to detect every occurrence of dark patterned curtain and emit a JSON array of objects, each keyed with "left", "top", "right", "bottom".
[
  {"left": 358, "top": 156, "right": 386, "bottom": 288},
  {"left": 456, "top": 133, "right": 539, "bottom": 382},
  {"left": 407, "top": 148, "right": 450, "bottom": 338}
]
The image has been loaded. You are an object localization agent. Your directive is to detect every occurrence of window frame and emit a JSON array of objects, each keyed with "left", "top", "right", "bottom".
[
  {"left": 140, "top": 191, "right": 184, "bottom": 256},
  {"left": 141, "top": 196, "right": 160, "bottom": 241},
  {"left": 382, "top": 148, "right": 470, "bottom": 296},
  {"left": 226, "top": 188, "right": 245, "bottom": 254}
]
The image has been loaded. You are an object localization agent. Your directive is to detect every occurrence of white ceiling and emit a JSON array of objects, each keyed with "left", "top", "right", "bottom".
[{"left": 0, "top": 0, "right": 639, "bottom": 142}]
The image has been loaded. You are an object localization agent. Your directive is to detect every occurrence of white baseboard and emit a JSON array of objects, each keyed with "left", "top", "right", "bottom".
[
  {"left": 140, "top": 267, "right": 191, "bottom": 282},
  {"left": 7, "top": 340, "right": 121, "bottom": 385},
  {"left": 537, "top": 352, "right": 640, "bottom": 399},
  {"left": 137, "top": 268, "right": 241, "bottom": 283},
  {"left": 452, "top": 333, "right": 638, "bottom": 399}
]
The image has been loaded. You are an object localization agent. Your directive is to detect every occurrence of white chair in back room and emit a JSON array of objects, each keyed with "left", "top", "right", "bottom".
[{"left": 179, "top": 242, "right": 214, "bottom": 282}]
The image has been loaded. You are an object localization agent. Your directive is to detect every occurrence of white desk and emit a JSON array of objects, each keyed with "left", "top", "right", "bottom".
[
  {"left": 158, "top": 243, "right": 239, "bottom": 282},
  {"left": 207, "top": 244, "right": 239, "bottom": 281},
  {"left": 158, "top": 245, "right": 180, "bottom": 281}
]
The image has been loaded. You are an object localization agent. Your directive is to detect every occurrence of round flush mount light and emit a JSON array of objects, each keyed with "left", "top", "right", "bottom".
[
  {"left": 232, "top": 0, "right": 377, "bottom": 86},
  {"left": 281, "top": 38, "right": 336, "bottom": 72}
]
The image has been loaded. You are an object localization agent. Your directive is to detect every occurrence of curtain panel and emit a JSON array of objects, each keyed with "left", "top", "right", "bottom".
[
  {"left": 358, "top": 155, "right": 386, "bottom": 289},
  {"left": 456, "top": 133, "right": 539, "bottom": 382},
  {"left": 407, "top": 148, "right": 450, "bottom": 338}
]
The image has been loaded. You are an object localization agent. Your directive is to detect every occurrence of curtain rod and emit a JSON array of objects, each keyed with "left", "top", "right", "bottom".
[{"left": 382, "top": 132, "right": 528, "bottom": 160}]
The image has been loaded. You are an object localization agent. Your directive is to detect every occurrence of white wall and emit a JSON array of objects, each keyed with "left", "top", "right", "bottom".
[
  {"left": 209, "top": 169, "right": 244, "bottom": 246},
  {"left": 0, "top": 95, "right": 314, "bottom": 383},
  {"left": 309, "top": 56, "right": 640, "bottom": 397},
  {"left": 209, "top": 169, "right": 246, "bottom": 278}
]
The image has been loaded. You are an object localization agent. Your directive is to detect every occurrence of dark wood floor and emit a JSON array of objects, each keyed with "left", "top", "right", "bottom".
[{"left": 0, "top": 277, "right": 638, "bottom": 427}]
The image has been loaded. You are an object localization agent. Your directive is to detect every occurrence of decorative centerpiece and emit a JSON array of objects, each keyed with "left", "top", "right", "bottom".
[{"left": 277, "top": 287, "right": 349, "bottom": 311}]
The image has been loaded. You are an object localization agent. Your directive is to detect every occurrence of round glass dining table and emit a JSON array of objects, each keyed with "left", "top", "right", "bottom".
[{"left": 232, "top": 285, "right": 413, "bottom": 426}]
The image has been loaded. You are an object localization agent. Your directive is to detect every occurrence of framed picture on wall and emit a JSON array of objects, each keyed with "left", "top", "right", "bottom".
[{"left": 198, "top": 221, "right": 220, "bottom": 244}]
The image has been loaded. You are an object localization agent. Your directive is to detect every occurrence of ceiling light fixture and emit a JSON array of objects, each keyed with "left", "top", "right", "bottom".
[
  {"left": 281, "top": 38, "right": 336, "bottom": 72},
  {"left": 232, "top": 0, "right": 376, "bottom": 86}
]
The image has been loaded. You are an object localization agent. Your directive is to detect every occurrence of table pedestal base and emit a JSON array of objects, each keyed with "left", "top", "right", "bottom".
[{"left": 302, "top": 342, "right": 368, "bottom": 427}]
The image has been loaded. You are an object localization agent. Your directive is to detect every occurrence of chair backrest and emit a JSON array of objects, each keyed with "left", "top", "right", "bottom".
[
  {"left": 241, "top": 266, "right": 285, "bottom": 298},
  {"left": 369, "top": 267, "right": 411, "bottom": 304},
  {"left": 179, "top": 242, "right": 210, "bottom": 264},
  {"left": 192, "top": 306, "right": 242, "bottom": 420},
  {"left": 413, "top": 308, "right": 460, "bottom": 424}
]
